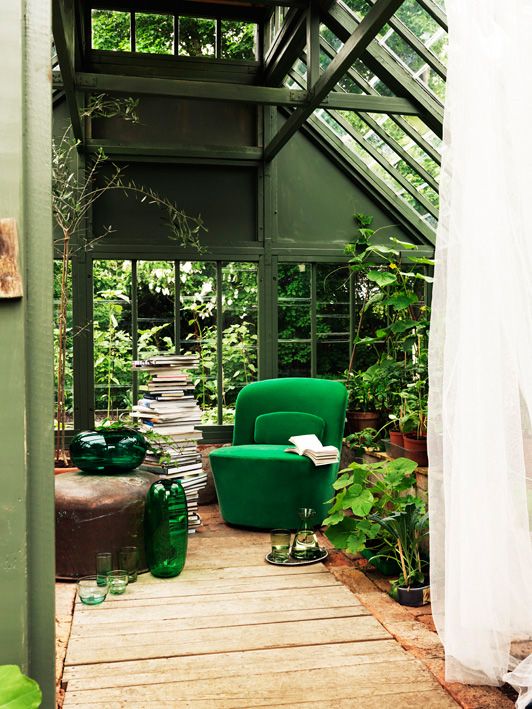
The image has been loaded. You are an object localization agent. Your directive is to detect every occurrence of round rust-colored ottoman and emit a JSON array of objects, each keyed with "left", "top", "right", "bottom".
[{"left": 55, "top": 470, "right": 158, "bottom": 580}]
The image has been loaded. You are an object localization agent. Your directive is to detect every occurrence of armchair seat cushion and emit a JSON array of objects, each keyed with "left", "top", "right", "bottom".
[{"left": 210, "top": 444, "right": 336, "bottom": 529}]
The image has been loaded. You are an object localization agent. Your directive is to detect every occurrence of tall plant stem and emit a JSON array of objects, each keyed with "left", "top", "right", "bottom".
[{"left": 55, "top": 228, "right": 71, "bottom": 464}]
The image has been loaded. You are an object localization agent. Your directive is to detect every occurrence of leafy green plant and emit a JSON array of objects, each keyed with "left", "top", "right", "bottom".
[
  {"left": 370, "top": 503, "right": 429, "bottom": 590},
  {"left": 324, "top": 457, "right": 420, "bottom": 555},
  {"left": 343, "top": 427, "right": 383, "bottom": 457},
  {"left": 0, "top": 665, "right": 41, "bottom": 708},
  {"left": 53, "top": 98, "right": 206, "bottom": 462}
]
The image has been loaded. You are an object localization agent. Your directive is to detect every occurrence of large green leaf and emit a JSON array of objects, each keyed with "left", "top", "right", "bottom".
[
  {"left": 324, "top": 516, "right": 359, "bottom": 548},
  {"left": 389, "top": 319, "right": 418, "bottom": 334},
  {"left": 389, "top": 237, "right": 417, "bottom": 250},
  {"left": 0, "top": 666, "right": 41, "bottom": 709},
  {"left": 407, "top": 256, "right": 435, "bottom": 266},
  {"left": 383, "top": 292, "right": 418, "bottom": 310},
  {"left": 366, "top": 270, "right": 397, "bottom": 287},
  {"left": 344, "top": 487, "right": 375, "bottom": 517}
]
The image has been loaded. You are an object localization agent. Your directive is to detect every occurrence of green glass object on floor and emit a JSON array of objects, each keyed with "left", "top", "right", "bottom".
[
  {"left": 291, "top": 508, "right": 321, "bottom": 560},
  {"left": 69, "top": 428, "right": 148, "bottom": 473},
  {"left": 145, "top": 478, "right": 188, "bottom": 578}
]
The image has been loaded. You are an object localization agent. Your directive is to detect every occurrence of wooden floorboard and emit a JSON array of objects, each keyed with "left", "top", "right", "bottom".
[{"left": 61, "top": 506, "right": 458, "bottom": 708}]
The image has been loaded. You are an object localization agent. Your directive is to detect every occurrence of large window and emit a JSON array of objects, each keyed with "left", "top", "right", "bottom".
[
  {"left": 92, "top": 260, "right": 258, "bottom": 425},
  {"left": 91, "top": 10, "right": 257, "bottom": 60},
  {"left": 278, "top": 263, "right": 352, "bottom": 379},
  {"left": 56, "top": 258, "right": 355, "bottom": 433}
]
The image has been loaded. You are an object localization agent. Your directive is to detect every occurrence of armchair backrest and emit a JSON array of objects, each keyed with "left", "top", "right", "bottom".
[{"left": 232, "top": 378, "right": 348, "bottom": 450}]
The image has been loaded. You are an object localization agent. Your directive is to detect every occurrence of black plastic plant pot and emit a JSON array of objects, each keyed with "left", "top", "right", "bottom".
[{"left": 397, "top": 584, "right": 431, "bottom": 607}]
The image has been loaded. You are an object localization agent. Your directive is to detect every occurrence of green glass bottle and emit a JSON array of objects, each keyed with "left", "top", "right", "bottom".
[{"left": 145, "top": 478, "right": 188, "bottom": 578}]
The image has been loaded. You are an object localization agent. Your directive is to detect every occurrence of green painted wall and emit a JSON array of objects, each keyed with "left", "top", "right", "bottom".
[
  {"left": 0, "top": 0, "right": 55, "bottom": 705},
  {"left": 276, "top": 127, "right": 413, "bottom": 249}
]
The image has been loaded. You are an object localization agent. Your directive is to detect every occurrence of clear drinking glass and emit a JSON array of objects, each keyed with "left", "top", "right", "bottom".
[
  {"left": 119, "top": 546, "right": 138, "bottom": 583},
  {"left": 107, "top": 569, "right": 129, "bottom": 595},
  {"left": 96, "top": 552, "right": 112, "bottom": 586},
  {"left": 78, "top": 575, "right": 108, "bottom": 605},
  {"left": 291, "top": 508, "right": 321, "bottom": 560},
  {"left": 270, "top": 529, "right": 291, "bottom": 562}
]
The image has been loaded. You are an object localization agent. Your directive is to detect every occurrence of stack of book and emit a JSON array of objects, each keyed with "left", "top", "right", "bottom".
[{"left": 131, "top": 353, "right": 206, "bottom": 532}]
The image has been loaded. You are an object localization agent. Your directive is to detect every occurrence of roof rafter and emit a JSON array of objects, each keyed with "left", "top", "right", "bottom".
[
  {"left": 52, "top": 0, "right": 83, "bottom": 142},
  {"left": 264, "top": 0, "right": 406, "bottom": 161},
  {"left": 264, "top": 8, "right": 308, "bottom": 85}
]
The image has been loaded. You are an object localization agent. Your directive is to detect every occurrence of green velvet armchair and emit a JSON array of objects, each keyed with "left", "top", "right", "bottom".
[{"left": 209, "top": 377, "right": 348, "bottom": 529}]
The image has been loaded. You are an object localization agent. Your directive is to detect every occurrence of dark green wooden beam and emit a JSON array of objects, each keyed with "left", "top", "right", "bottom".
[
  {"left": 52, "top": 0, "right": 83, "bottom": 142},
  {"left": 322, "top": 1, "right": 443, "bottom": 136},
  {"left": 264, "top": 0, "right": 406, "bottom": 161},
  {"left": 84, "top": 140, "right": 263, "bottom": 163},
  {"left": 63, "top": 70, "right": 417, "bottom": 113},
  {"left": 91, "top": 0, "right": 306, "bottom": 10},
  {"left": 264, "top": 8, "right": 307, "bottom": 85}
]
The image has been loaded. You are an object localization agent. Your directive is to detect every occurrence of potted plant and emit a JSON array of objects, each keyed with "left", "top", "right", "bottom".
[
  {"left": 370, "top": 502, "right": 430, "bottom": 606},
  {"left": 344, "top": 369, "right": 381, "bottom": 433},
  {"left": 324, "top": 456, "right": 419, "bottom": 575}
]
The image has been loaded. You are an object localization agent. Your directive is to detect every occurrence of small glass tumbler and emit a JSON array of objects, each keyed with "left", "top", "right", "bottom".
[
  {"left": 96, "top": 552, "right": 112, "bottom": 586},
  {"left": 107, "top": 569, "right": 129, "bottom": 595},
  {"left": 119, "top": 546, "right": 138, "bottom": 583},
  {"left": 78, "top": 575, "right": 108, "bottom": 606},
  {"left": 271, "top": 529, "right": 291, "bottom": 562}
]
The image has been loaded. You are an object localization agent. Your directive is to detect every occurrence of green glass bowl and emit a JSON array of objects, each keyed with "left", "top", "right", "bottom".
[{"left": 69, "top": 428, "right": 148, "bottom": 474}]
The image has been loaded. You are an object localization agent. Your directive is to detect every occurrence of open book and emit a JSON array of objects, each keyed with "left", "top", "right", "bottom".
[{"left": 285, "top": 434, "right": 339, "bottom": 467}]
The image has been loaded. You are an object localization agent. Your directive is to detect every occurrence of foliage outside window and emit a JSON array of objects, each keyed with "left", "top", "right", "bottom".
[
  {"left": 277, "top": 263, "right": 353, "bottom": 379},
  {"left": 91, "top": 10, "right": 131, "bottom": 52},
  {"left": 90, "top": 9, "right": 257, "bottom": 60},
  {"left": 136, "top": 13, "right": 174, "bottom": 55},
  {"left": 178, "top": 17, "right": 216, "bottom": 58}
]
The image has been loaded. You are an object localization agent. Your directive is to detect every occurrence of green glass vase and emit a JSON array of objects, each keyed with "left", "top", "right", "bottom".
[
  {"left": 145, "top": 478, "right": 188, "bottom": 578},
  {"left": 69, "top": 428, "right": 148, "bottom": 473}
]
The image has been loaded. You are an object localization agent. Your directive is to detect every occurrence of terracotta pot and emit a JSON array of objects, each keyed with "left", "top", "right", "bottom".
[
  {"left": 402, "top": 434, "right": 428, "bottom": 467},
  {"left": 403, "top": 434, "right": 427, "bottom": 453},
  {"left": 389, "top": 430, "right": 404, "bottom": 447},
  {"left": 54, "top": 464, "right": 80, "bottom": 476},
  {"left": 345, "top": 411, "right": 380, "bottom": 435}
]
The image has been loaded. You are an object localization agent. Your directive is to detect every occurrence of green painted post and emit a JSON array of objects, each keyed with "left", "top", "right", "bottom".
[{"left": 0, "top": 0, "right": 55, "bottom": 706}]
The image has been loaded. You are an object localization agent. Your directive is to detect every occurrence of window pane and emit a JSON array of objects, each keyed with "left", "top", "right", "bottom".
[
  {"left": 179, "top": 17, "right": 215, "bottom": 57},
  {"left": 221, "top": 263, "right": 258, "bottom": 422},
  {"left": 221, "top": 21, "right": 256, "bottom": 60},
  {"left": 278, "top": 264, "right": 311, "bottom": 377},
  {"left": 316, "top": 264, "right": 350, "bottom": 377},
  {"left": 93, "top": 260, "right": 132, "bottom": 423},
  {"left": 137, "top": 261, "right": 175, "bottom": 356},
  {"left": 91, "top": 10, "right": 131, "bottom": 52},
  {"left": 179, "top": 261, "right": 218, "bottom": 421},
  {"left": 136, "top": 13, "right": 174, "bottom": 55}
]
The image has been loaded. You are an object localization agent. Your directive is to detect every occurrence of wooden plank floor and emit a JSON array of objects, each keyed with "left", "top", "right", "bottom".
[{"left": 61, "top": 510, "right": 458, "bottom": 708}]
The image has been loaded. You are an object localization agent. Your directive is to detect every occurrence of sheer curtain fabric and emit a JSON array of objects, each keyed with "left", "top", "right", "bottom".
[{"left": 428, "top": 1, "right": 532, "bottom": 706}]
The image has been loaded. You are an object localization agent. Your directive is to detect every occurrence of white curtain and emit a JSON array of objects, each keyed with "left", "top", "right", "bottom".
[{"left": 428, "top": 1, "right": 532, "bottom": 706}]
